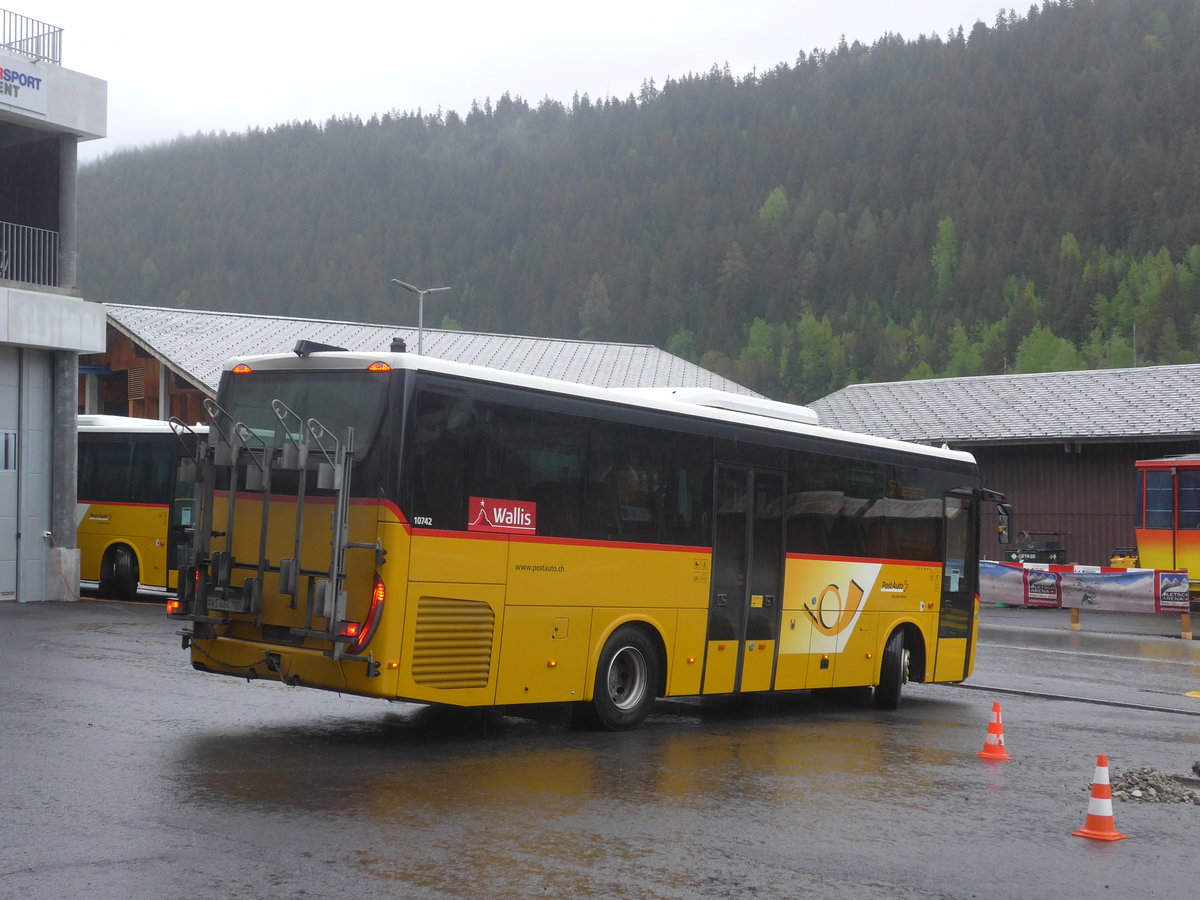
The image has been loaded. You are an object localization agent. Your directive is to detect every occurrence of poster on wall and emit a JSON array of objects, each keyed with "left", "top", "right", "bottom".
[
  {"left": 1155, "top": 571, "right": 1191, "bottom": 613},
  {"left": 1022, "top": 567, "right": 1062, "bottom": 607},
  {"left": 979, "top": 560, "right": 1025, "bottom": 606}
]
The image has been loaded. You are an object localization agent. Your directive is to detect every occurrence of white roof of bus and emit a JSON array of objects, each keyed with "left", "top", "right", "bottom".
[
  {"left": 224, "top": 350, "right": 975, "bottom": 466},
  {"left": 77, "top": 415, "right": 207, "bottom": 432}
]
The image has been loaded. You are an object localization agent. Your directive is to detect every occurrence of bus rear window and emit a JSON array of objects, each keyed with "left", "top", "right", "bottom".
[{"left": 217, "top": 371, "right": 390, "bottom": 451}]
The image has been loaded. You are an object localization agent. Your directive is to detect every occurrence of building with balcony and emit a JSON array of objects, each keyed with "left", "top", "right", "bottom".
[{"left": 1, "top": 9, "right": 106, "bottom": 601}]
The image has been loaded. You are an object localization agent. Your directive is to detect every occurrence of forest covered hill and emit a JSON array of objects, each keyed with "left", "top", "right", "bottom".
[{"left": 76, "top": 0, "right": 1200, "bottom": 403}]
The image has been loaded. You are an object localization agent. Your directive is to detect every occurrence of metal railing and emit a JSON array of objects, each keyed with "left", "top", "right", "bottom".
[
  {"left": 1, "top": 9, "right": 61, "bottom": 64},
  {"left": 0, "top": 219, "right": 59, "bottom": 286}
]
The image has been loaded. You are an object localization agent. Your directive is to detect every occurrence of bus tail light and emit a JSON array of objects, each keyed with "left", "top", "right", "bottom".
[
  {"left": 169, "top": 565, "right": 196, "bottom": 616},
  {"left": 344, "top": 573, "right": 386, "bottom": 656}
]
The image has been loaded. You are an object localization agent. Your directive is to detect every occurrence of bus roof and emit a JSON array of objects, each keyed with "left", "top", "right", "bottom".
[
  {"left": 77, "top": 415, "right": 208, "bottom": 433},
  {"left": 220, "top": 349, "right": 976, "bottom": 467}
]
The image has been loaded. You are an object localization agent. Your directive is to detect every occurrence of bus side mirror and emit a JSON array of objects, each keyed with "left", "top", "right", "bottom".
[{"left": 997, "top": 504, "right": 1013, "bottom": 545}]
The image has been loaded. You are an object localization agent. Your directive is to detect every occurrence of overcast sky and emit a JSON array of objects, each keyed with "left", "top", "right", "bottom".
[{"left": 31, "top": 1, "right": 1006, "bottom": 162}]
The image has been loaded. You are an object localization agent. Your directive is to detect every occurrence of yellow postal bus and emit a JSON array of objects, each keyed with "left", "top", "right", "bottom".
[
  {"left": 168, "top": 344, "right": 1010, "bottom": 729},
  {"left": 77, "top": 415, "right": 203, "bottom": 599}
]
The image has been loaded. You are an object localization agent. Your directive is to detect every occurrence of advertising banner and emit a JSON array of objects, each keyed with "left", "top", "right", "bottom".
[
  {"left": 1059, "top": 568, "right": 1155, "bottom": 612},
  {"left": 979, "top": 559, "right": 1026, "bottom": 606},
  {"left": 980, "top": 561, "right": 1190, "bottom": 614},
  {"left": 1023, "top": 567, "right": 1062, "bottom": 607},
  {"left": 1155, "top": 571, "right": 1191, "bottom": 613}
]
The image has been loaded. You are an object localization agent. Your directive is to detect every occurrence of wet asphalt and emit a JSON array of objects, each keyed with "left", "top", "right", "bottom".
[{"left": 1, "top": 599, "right": 1196, "bottom": 899}]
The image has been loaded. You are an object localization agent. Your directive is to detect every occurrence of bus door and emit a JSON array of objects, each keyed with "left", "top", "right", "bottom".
[
  {"left": 933, "top": 492, "right": 978, "bottom": 682},
  {"left": 702, "top": 465, "right": 785, "bottom": 695}
]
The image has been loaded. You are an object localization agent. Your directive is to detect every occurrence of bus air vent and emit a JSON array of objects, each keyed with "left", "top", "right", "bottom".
[
  {"left": 293, "top": 340, "right": 348, "bottom": 357},
  {"left": 411, "top": 596, "right": 495, "bottom": 689}
]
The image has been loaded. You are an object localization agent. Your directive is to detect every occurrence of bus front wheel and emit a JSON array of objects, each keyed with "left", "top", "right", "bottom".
[
  {"left": 99, "top": 545, "right": 139, "bottom": 601},
  {"left": 579, "top": 625, "right": 659, "bottom": 731},
  {"left": 873, "top": 630, "right": 909, "bottom": 710}
]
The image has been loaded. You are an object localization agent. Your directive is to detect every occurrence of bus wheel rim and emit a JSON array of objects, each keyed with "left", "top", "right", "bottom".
[{"left": 607, "top": 646, "right": 648, "bottom": 711}]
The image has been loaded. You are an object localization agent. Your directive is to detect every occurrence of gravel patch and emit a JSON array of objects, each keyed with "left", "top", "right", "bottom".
[{"left": 1106, "top": 765, "right": 1200, "bottom": 805}]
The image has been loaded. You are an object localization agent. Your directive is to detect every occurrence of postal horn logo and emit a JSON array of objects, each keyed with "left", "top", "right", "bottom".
[{"left": 803, "top": 580, "right": 865, "bottom": 637}]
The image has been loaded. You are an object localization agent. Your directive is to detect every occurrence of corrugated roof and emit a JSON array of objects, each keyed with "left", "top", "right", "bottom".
[
  {"left": 104, "top": 304, "right": 759, "bottom": 396},
  {"left": 810, "top": 365, "right": 1200, "bottom": 445}
]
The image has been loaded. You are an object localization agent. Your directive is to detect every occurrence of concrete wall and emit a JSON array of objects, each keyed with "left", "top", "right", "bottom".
[
  {"left": 0, "top": 346, "right": 50, "bottom": 600},
  {"left": 0, "top": 49, "right": 106, "bottom": 139},
  {"left": 0, "top": 345, "right": 18, "bottom": 598},
  {"left": 0, "top": 286, "right": 106, "bottom": 351},
  {"left": 1, "top": 290, "right": 103, "bottom": 601},
  {"left": 20, "top": 349, "right": 48, "bottom": 601}
]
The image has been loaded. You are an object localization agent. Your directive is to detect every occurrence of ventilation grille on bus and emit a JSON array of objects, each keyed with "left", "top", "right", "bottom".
[{"left": 411, "top": 596, "right": 495, "bottom": 689}]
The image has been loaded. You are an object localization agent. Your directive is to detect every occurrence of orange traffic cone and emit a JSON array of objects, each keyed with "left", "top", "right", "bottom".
[
  {"left": 976, "top": 701, "right": 1012, "bottom": 760},
  {"left": 1073, "top": 754, "right": 1128, "bottom": 841}
]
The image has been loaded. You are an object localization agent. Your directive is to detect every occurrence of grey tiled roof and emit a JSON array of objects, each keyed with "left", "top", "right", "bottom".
[
  {"left": 810, "top": 365, "right": 1200, "bottom": 445},
  {"left": 104, "top": 304, "right": 758, "bottom": 396}
]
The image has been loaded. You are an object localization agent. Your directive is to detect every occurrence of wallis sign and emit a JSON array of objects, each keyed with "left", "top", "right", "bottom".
[{"left": 467, "top": 497, "right": 537, "bottom": 535}]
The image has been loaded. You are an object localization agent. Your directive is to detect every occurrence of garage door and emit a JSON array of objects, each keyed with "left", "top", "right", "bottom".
[{"left": 0, "top": 347, "right": 17, "bottom": 599}]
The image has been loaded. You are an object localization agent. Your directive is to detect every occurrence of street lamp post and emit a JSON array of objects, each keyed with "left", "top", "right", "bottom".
[{"left": 390, "top": 279, "right": 452, "bottom": 355}]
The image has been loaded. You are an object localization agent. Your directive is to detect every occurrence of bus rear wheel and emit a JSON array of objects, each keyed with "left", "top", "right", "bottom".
[
  {"left": 578, "top": 625, "right": 659, "bottom": 731},
  {"left": 99, "top": 545, "right": 139, "bottom": 601},
  {"left": 873, "top": 629, "right": 909, "bottom": 710}
]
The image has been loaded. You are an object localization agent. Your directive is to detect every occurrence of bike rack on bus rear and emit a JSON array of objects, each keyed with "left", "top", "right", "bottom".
[{"left": 172, "top": 398, "right": 382, "bottom": 668}]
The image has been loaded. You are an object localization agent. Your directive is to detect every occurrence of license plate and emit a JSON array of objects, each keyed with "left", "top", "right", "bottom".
[{"left": 206, "top": 593, "right": 249, "bottom": 613}]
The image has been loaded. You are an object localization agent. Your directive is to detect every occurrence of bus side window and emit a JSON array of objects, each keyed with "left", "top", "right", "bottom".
[
  {"left": 131, "top": 439, "right": 173, "bottom": 504},
  {"left": 519, "top": 409, "right": 584, "bottom": 539},
  {"left": 588, "top": 431, "right": 654, "bottom": 542},
  {"left": 787, "top": 454, "right": 877, "bottom": 558},
  {"left": 407, "top": 389, "right": 472, "bottom": 529},
  {"left": 80, "top": 438, "right": 133, "bottom": 503},
  {"left": 669, "top": 436, "right": 711, "bottom": 547}
]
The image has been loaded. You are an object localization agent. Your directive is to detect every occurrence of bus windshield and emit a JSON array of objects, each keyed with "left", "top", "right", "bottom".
[{"left": 218, "top": 370, "right": 391, "bottom": 451}]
